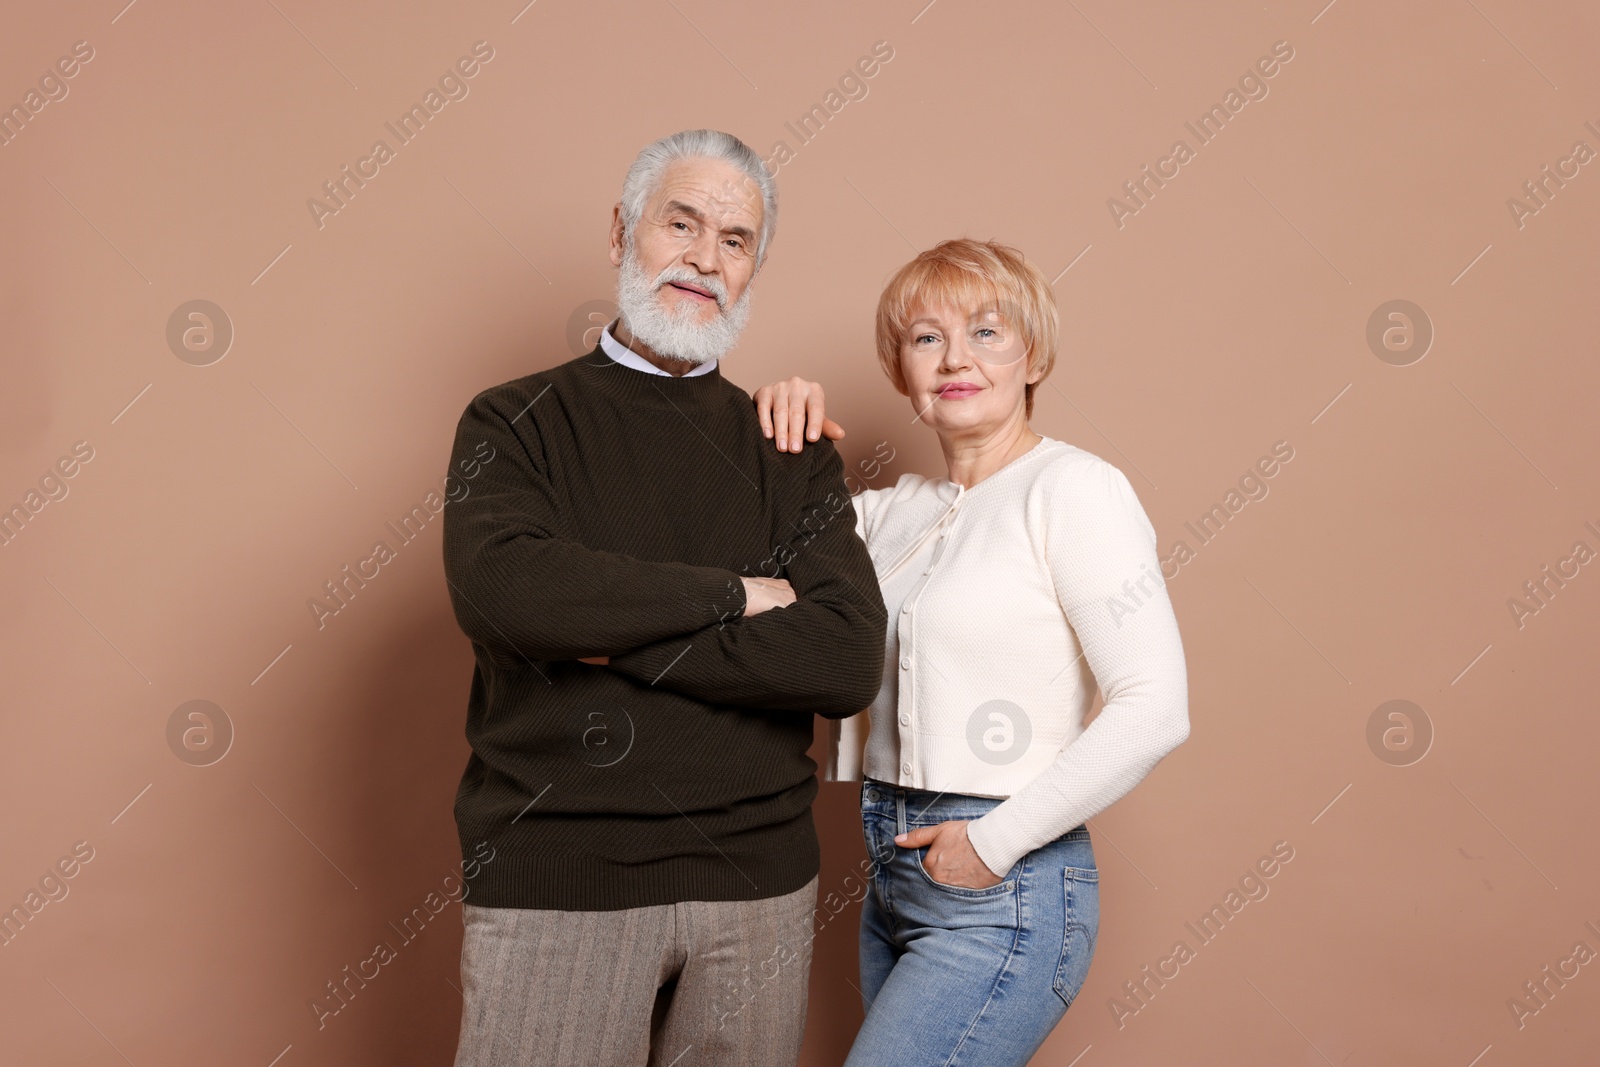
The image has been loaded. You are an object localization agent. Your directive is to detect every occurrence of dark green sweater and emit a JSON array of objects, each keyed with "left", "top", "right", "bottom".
[{"left": 441, "top": 344, "right": 887, "bottom": 911}]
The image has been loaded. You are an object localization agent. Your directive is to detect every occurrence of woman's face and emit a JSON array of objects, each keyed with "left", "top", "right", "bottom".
[{"left": 898, "top": 301, "right": 1038, "bottom": 436}]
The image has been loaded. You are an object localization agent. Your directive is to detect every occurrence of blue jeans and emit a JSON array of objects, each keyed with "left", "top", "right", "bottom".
[{"left": 845, "top": 779, "right": 1099, "bottom": 1067}]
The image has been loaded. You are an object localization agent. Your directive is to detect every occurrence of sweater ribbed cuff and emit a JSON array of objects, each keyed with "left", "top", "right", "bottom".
[{"left": 964, "top": 806, "right": 1033, "bottom": 880}]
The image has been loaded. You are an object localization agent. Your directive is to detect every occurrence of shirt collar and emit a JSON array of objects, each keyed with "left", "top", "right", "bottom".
[{"left": 599, "top": 321, "right": 718, "bottom": 377}]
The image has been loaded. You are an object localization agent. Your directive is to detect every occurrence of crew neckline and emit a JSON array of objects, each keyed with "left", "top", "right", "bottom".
[
  {"left": 937, "top": 435, "right": 1057, "bottom": 495},
  {"left": 599, "top": 320, "right": 720, "bottom": 378},
  {"left": 575, "top": 341, "right": 727, "bottom": 402}
]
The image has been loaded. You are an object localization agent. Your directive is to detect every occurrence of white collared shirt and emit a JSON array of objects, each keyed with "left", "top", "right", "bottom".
[{"left": 599, "top": 321, "right": 718, "bottom": 377}]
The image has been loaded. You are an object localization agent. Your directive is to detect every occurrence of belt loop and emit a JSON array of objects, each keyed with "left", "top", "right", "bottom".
[{"left": 895, "top": 790, "right": 907, "bottom": 836}]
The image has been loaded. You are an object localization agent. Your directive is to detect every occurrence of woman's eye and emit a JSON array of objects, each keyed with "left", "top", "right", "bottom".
[{"left": 914, "top": 334, "right": 937, "bottom": 345}]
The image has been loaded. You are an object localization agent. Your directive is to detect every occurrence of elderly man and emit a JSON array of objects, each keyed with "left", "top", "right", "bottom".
[{"left": 442, "top": 128, "right": 886, "bottom": 1067}]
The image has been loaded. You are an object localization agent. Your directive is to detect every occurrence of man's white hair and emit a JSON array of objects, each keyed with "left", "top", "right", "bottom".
[{"left": 619, "top": 129, "right": 777, "bottom": 266}]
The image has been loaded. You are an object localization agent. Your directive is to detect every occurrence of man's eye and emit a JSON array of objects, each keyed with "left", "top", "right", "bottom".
[{"left": 672, "top": 221, "right": 690, "bottom": 231}]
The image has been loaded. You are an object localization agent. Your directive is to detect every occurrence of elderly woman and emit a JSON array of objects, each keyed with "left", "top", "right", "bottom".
[{"left": 752, "top": 238, "right": 1190, "bottom": 1065}]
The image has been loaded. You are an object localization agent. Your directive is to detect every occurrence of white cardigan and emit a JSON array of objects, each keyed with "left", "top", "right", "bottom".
[{"left": 825, "top": 436, "right": 1190, "bottom": 877}]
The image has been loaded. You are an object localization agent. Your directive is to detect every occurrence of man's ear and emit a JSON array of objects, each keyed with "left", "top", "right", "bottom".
[{"left": 607, "top": 204, "right": 625, "bottom": 267}]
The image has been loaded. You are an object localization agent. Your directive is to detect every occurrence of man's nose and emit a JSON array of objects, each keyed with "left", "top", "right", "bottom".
[{"left": 681, "top": 229, "right": 724, "bottom": 275}]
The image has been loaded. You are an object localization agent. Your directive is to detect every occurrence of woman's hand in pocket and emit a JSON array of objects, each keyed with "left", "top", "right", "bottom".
[
  {"left": 754, "top": 376, "right": 845, "bottom": 453},
  {"left": 896, "top": 819, "right": 1004, "bottom": 889}
]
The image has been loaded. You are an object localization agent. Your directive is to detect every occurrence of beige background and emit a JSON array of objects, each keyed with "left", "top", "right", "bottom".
[{"left": 3, "top": 0, "right": 1598, "bottom": 1063}]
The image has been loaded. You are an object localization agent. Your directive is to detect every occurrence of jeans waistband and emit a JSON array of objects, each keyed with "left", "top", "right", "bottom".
[
  {"left": 861, "top": 778, "right": 1007, "bottom": 820},
  {"left": 861, "top": 778, "right": 1088, "bottom": 839}
]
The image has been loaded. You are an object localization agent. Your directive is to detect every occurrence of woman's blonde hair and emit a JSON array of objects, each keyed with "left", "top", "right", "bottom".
[{"left": 874, "top": 238, "right": 1059, "bottom": 419}]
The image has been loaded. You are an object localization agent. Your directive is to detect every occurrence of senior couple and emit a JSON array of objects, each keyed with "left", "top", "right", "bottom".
[{"left": 441, "top": 128, "right": 1189, "bottom": 1067}]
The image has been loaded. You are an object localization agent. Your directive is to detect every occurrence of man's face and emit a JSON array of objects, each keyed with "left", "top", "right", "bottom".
[{"left": 609, "top": 157, "right": 764, "bottom": 334}]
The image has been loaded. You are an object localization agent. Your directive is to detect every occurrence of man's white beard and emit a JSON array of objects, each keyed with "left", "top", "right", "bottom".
[{"left": 615, "top": 238, "right": 753, "bottom": 366}]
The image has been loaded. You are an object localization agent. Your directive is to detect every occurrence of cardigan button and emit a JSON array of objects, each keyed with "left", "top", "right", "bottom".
[
  {"left": 899, "top": 656, "right": 911, "bottom": 669},
  {"left": 901, "top": 761, "right": 912, "bottom": 775},
  {"left": 899, "top": 713, "right": 910, "bottom": 726}
]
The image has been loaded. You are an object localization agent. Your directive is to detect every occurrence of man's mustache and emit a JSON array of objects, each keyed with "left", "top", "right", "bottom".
[{"left": 653, "top": 269, "right": 728, "bottom": 310}]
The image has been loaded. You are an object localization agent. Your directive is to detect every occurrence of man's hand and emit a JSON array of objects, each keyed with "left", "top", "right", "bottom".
[
  {"left": 741, "top": 576, "right": 796, "bottom": 615},
  {"left": 895, "top": 820, "right": 1004, "bottom": 889},
  {"left": 754, "top": 376, "right": 846, "bottom": 453}
]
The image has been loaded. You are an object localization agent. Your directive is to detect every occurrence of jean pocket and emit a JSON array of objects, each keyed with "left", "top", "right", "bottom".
[
  {"left": 1052, "top": 865, "right": 1100, "bottom": 1009},
  {"left": 911, "top": 846, "right": 1017, "bottom": 898}
]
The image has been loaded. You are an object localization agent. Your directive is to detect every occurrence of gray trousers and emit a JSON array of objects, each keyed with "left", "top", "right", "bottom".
[{"left": 452, "top": 876, "right": 819, "bottom": 1067}]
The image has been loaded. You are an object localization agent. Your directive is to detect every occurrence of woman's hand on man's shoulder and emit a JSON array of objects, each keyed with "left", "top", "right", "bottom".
[{"left": 754, "top": 376, "right": 846, "bottom": 453}]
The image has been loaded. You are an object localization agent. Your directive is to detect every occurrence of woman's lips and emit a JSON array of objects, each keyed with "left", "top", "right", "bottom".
[{"left": 938, "top": 384, "right": 981, "bottom": 398}]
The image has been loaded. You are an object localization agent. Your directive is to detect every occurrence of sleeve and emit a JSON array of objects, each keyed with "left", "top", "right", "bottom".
[
  {"left": 825, "top": 491, "right": 876, "bottom": 778},
  {"left": 440, "top": 385, "right": 748, "bottom": 663},
  {"left": 964, "top": 459, "right": 1190, "bottom": 877},
  {"left": 605, "top": 442, "right": 887, "bottom": 718}
]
